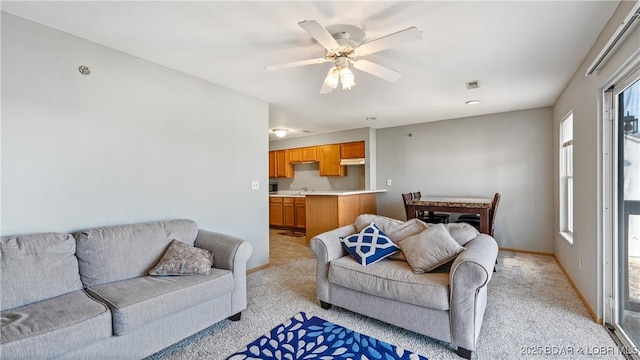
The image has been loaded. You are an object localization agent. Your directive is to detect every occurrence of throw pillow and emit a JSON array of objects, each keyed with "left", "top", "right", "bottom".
[
  {"left": 387, "top": 218, "right": 430, "bottom": 242},
  {"left": 385, "top": 219, "right": 430, "bottom": 261},
  {"left": 398, "top": 224, "right": 465, "bottom": 273},
  {"left": 340, "top": 222, "right": 399, "bottom": 266},
  {"left": 444, "top": 222, "right": 480, "bottom": 246},
  {"left": 355, "top": 214, "right": 405, "bottom": 233},
  {"left": 149, "top": 240, "right": 214, "bottom": 276}
]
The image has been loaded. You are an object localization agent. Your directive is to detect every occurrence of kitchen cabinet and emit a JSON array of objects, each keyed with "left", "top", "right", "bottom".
[
  {"left": 269, "top": 150, "right": 294, "bottom": 178},
  {"left": 288, "top": 146, "right": 318, "bottom": 163},
  {"left": 295, "top": 197, "right": 306, "bottom": 229},
  {"left": 305, "top": 192, "right": 378, "bottom": 243},
  {"left": 300, "top": 147, "right": 317, "bottom": 162},
  {"left": 288, "top": 148, "right": 302, "bottom": 163},
  {"left": 269, "top": 196, "right": 306, "bottom": 229},
  {"left": 269, "top": 197, "right": 284, "bottom": 226},
  {"left": 318, "top": 144, "right": 346, "bottom": 176},
  {"left": 268, "top": 151, "right": 276, "bottom": 178},
  {"left": 283, "top": 197, "right": 295, "bottom": 228},
  {"left": 340, "top": 141, "right": 365, "bottom": 159}
]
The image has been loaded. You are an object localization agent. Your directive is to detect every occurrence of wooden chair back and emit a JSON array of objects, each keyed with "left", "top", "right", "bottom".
[
  {"left": 401, "top": 193, "right": 413, "bottom": 220},
  {"left": 489, "top": 192, "right": 501, "bottom": 236}
]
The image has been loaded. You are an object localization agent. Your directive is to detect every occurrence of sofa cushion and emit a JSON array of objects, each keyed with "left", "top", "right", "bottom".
[
  {"left": 386, "top": 218, "right": 430, "bottom": 242},
  {"left": 329, "top": 256, "right": 450, "bottom": 310},
  {"left": 340, "top": 223, "right": 399, "bottom": 266},
  {"left": 355, "top": 214, "right": 405, "bottom": 233},
  {"left": 399, "top": 224, "right": 466, "bottom": 273},
  {"left": 1, "top": 232, "right": 83, "bottom": 311},
  {"left": 75, "top": 219, "right": 199, "bottom": 287},
  {"left": 149, "top": 240, "right": 214, "bottom": 276},
  {"left": 0, "top": 290, "right": 112, "bottom": 359},
  {"left": 444, "top": 222, "right": 480, "bottom": 246},
  {"left": 86, "top": 268, "right": 233, "bottom": 335}
]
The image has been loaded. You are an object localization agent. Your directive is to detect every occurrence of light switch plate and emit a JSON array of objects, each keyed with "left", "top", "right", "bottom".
[
  {"left": 387, "top": 179, "right": 392, "bottom": 186},
  {"left": 251, "top": 180, "right": 259, "bottom": 190}
]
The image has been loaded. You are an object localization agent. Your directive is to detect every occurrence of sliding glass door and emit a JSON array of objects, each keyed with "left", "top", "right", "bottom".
[{"left": 615, "top": 69, "right": 640, "bottom": 351}]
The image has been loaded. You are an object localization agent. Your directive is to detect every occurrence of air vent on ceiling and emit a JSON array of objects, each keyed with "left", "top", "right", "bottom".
[
  {"left": 302, "top": 130, "right": 312, "bottom": 133},
  {"left": 466, "top": 81, "right": 479, "bottom": 89}
]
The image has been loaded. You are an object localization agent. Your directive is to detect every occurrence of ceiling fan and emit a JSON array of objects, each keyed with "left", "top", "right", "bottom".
[{"left": 265, "top": 20, "right": 423, "bottom": 94}]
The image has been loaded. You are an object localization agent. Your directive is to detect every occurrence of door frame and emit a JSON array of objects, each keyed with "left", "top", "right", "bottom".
[{"left": 602, "top": 58, "right": 640, "bottom": 356}]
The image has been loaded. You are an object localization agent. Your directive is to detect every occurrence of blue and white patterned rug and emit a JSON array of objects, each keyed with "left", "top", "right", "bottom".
[{"left": 226, "top": 312, "right": 428, "bottom": 360}]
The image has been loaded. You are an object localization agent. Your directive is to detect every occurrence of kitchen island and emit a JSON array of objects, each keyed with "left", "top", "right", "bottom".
[{"left": 304, "top": 189, "right": 387, "bottom": 243}]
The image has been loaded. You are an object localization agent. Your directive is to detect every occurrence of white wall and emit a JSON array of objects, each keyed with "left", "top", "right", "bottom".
[
  {"left": 553, "top": 1, "right": 640, "bottom": 319},
  {"left": 376, "top": 107, "right": 554, "bottom": 253},
  {"left": 1, "top": 13, "right": 270, "bottom": 269}
]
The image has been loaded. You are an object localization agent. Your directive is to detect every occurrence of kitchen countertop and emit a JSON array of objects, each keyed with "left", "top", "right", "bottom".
[{"left": 269, "top": 189, "right": 386, "bottom": 197}]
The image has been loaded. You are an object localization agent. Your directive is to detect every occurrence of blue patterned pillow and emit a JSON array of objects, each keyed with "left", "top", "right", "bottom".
[{"left": 340, "top": 222, "right": 399, "bottom": 266}]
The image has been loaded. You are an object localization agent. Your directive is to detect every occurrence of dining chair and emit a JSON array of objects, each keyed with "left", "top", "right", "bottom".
[
  {"left": 456, "top": 192, "right": 501, "bottom": 237},
  {"left": 412, "top": 191, "right": 450, "bottom": 224},
  {"left": 401, "top": 192, "right": 414, "bottom": 220}
]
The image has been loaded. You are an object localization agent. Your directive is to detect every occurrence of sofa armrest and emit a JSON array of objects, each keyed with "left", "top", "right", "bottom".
[
  {"left": 195, "top": 229, "right": 253, "bottom": 314},
  {"left": 309, "top": 225, "right": 356, "bottom": 304},
  {"left": 449, "top": 234, "right": 498, "bottom": 351}
]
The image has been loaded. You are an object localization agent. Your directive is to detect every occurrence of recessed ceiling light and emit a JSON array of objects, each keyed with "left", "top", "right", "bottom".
[
  {"left": 365, "top": 117, "right": 377, "bottom": 121},
  {"left": 466, "top": 100, "right": 481, "bottom": 105}
]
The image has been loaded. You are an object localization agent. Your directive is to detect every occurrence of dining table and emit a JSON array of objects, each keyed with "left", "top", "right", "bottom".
[{"left": 407, "top": 195, "right": 494, "bottom": 235}]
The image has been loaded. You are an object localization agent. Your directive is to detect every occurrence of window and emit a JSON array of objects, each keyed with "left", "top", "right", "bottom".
[{"left": 560, "top": 112, "right": 574, "bottom": 242}]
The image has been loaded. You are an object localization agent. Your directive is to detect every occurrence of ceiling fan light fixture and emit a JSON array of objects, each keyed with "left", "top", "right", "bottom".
[
  {"left": 324, "top": 67, "right": 339, "bottom": 89},
  {"left": 339, "top": 67, "right": 356, "bottom": 90},
  {"left": 273, "top": 129, "right": 288, "bottom": 137}
]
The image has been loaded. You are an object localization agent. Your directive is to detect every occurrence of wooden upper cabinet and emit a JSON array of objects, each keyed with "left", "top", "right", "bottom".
[
  {"left": 271, "top": 150, "right": 294, "bottom": 178},
  {"left": 318, "top": 144, "right": 346, "bottom": 176},
  {"left": 287, "top": 146, "right": 317, "bottom": 163},
  {"left": 300, "top": 146, "right": 317, "bottom": 162},
  {"left": 287, "top": 148, "right": 302, "bottom": 163},
  {"left": 268, "top": 151, "right": 276, "bottom": 178},
  {"left": 340, "top": 141, "right": 365, "bottom": 159}
]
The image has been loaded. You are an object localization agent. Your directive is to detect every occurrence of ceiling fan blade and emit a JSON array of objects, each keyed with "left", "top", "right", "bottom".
[
  {"left": 355, "top": 27, "right": 423, "bottom": 56},
  {"left": 352, "top": 60, "right": 401, "bottom": 82},
  {"left": 298, "top": 20, "right": 340, "bottom": 50},
  {"left": 265, "top": 58, "right": 330, "bottom": 71}
]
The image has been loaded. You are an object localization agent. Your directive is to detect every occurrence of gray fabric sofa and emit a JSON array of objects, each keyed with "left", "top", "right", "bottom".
[
  {"left": 0, "top": 219, "right": 253, "bottom": 359},
  {"left": 310, "top": 215, "right": 498, "bottom": 360}
]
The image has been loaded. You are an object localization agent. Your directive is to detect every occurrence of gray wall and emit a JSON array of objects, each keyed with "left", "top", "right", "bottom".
[
  {"left": 269, "top": 127, "right": 375, "bottom": 190},
  {"left": 553, "top": 1, "right": 640, "bottom": 319},
  {"left": 1, "top": 14, "right": 270, "bottom": 269},
  {"left": 376, "top": 107, "right": 554, "bottom": 253}
]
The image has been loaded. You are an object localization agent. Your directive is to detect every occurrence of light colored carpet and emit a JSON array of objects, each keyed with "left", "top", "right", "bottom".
[{"left": 146, "top": 251, "right": 623, "bottom": 360}]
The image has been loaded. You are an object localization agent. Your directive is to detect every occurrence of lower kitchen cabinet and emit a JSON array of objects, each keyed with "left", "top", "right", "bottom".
[
  {"left": 295, "top": 198, "right": 306, "bottom": 229},
  {"left": 269, "top": 196, "right": 306, "bottom": 230},
  {"left": 283, "top": 198, "right": 295, "bottom": 228},
  {"left": 269, "top": 197, "right": 284, "bottom": 227}
]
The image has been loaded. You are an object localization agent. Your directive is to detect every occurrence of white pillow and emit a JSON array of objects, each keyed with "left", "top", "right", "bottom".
[
  {"left": 398, "top": 224, "right": 465, "bottom": 273},
  {"left": 444, "top": 222, "right": 480, "bottom": 246},
  {"left": 355, "top": 214, "right": 405, "bottom": 233}
]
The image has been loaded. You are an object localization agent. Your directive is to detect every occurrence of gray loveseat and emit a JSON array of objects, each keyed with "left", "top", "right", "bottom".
[
  {"left": 0, "top": 219, "right": 253, "bottom": 359},
  {"left": 310, "top": 215, "right": 498, "bottom": 360}
]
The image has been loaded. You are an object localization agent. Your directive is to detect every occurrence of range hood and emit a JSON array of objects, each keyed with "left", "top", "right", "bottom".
[{"left": 340, "top": 158, "right": 365, "bottom": 166}]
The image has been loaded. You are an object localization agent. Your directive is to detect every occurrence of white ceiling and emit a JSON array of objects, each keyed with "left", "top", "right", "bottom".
[{"left": 1, "top": 1, "right": 619, "bottom": 139}]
